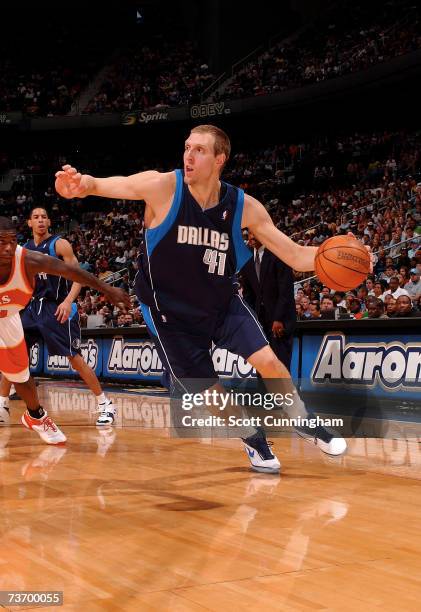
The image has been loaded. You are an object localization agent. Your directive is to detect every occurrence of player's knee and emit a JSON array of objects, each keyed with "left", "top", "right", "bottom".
[{"left": 256, "top": 353, "right": 285, "bottom": 377}]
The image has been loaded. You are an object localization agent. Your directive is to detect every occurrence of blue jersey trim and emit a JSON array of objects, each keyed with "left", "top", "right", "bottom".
[
  {"left": 49, "top": 236, "right": 61, "bottom": 257},
  {"left": 68, "top": 303, "right": 78, "bottom": 321},
  {"left": 233, "top": 188, "right": 252, "bottom": 272},
  {"left": 145, "top": 169, "right": 183, "bottom": 257},
  {"left": 140, "top": 302, "right": 158, "bottom": 336}
]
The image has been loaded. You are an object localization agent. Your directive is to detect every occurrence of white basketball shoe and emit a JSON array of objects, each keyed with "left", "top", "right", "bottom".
[
  {"left": 96, "top": 399, "right": 116, "bottom": 426},
  {"left": 242, "top": 428, "right": 281, "bottom": 473},
  {"left": 296, "top": 423, "right": 347, "bottom": 456},
  {"left": 21, "top": 410, "right": 67, "bottom": 445}
]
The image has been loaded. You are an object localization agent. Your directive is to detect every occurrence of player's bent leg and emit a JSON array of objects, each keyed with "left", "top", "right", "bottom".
[
  {"left": 41, "top": 303, "right": 116, "bottom": 427},
  {"left": 68, "top": 354, "right": 116, "bottom": 426},
  {"left": 247, "top": 346, "right": 347, "bottom": 457}
]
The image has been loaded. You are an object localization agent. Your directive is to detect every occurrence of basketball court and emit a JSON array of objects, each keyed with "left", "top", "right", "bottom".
[{"left": 1, "top": 380, "right": 421, "bottom": 611}]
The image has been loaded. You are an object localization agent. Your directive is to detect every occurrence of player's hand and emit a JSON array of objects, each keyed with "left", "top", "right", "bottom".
[
  {"left": 55, "top": 300, "right": 72, "bottom": 323},
  {"left": 55, "top": 165, "right": 95, "bottom": 199},
  {"left": 272, "top": 320, "right": 284, "bottom": 338},
  {"left": 347, "top": 231, "right": 374, "bottom": 273},
  {"left": 103, "top": 286, "right": 131, "bottom": 311}
]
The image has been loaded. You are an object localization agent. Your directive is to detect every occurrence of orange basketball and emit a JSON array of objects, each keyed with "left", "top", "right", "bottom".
[{"left": 315, "top": 235, "right": 370, "bottom": 291}]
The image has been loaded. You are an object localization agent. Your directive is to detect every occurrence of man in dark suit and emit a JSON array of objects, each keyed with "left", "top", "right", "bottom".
[{"left": 241, "top": 231, "right": 296, "bottom": 370}]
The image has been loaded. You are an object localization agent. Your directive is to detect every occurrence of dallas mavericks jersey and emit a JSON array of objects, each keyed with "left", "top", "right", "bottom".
[
  {"left": 135, "top": 169, "right": 251, "bottom": 321},
  {"left": 25, "top": 235, "right": 70, "bottom": 302}
]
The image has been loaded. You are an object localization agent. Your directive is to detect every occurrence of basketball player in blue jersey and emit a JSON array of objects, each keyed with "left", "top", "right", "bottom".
[
  {"left": 0, "top": 207, "right": 116, "bottom": 427},
  {"left": 55, "top": 124, "right": 350, "bottom": 473}
]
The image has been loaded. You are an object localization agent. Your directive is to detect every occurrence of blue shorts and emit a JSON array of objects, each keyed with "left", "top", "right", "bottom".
[
  {"left": 140, "top": 294, "right": 268, "bottom": 391},
  {"left": 21, "top": 299, "right": 81, "bottom": 357}
]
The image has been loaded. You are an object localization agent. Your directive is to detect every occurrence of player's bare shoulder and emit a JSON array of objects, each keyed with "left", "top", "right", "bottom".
[
  {"left": 54, "top": 237, "right": 76, "bottom": 259},
  {"left": 241, "top": 192, "right": 269, "bottom": 229},
  {"left": 143, "top": 170, "right": 177, "bottom": 210},
  {"left": 143, "top": 171, "right": 177, "bottom": 222}
]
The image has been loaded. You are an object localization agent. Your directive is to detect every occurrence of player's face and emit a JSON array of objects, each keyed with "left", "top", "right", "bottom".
[
  {"left": 28, "top": 209, "right": 51, "bottom": 235},
  {"left": 0, "top": 231, "right": 18, "bottom": 263},
  {"left": 183, "top": 133, "right": 224, "bottom": 184}
]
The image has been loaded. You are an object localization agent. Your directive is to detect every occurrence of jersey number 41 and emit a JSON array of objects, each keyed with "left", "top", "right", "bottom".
[{"left": 203, "top": 249, "right": 226, "bottom": 276}]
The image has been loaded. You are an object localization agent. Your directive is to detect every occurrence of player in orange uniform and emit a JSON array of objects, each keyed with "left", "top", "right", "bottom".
[{"left": 0, "top": 217, "right": 130, "bottom": 444}]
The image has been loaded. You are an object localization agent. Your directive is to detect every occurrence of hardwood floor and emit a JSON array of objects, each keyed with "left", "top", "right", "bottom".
[{"left": 0, "top": 381, "right": 420, "bottom": 611}]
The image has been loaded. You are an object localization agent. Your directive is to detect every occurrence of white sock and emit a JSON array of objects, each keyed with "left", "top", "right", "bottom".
[
  {"left": 0, "top": 396, "right": 9, "bottom": 408},
  {"left": 96, "top": 393, "right": 108, "bottom": 405}
]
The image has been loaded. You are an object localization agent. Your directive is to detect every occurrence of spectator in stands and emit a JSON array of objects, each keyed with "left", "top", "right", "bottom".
[
  {"left": 357, "top": 284, "right": 369, "bottom": 303},
  {"left": 79, "top": 306, "right": 88, "bottom": 328},
  {"left": 367, "top": 298, "right": 387, "bottom": 319},
  {"left": 319, "top": 296, "right": 336, "bottom": 319},
  {"left": 395, "top": 295, "right": 421, "bottom": 318},
  {"left": 115, "top": 313, "right": 125, "bottom": 327},
  {"left": 300, "top": 296, "right": 311, "bottom": 319},
  {"left": 365, "top": 277, "right": 375, "bottom": 295},
  {"left": 380, "top": 264, "right": 396, "bottom": 284},
  {"left": 385, "top": 295, "right": 397, "bottom": 317},
  {"left": 132, "top": 309, "right": 143, "bottom": 326},
  {"left": 320, "top": 286, "right": 332, "bottom": 300},
  {"left": 123, "top": 313, "right": 134, "bottom": 327},
  {"left": 399, "top": 266, "right": 410, "bottom": 285},
  {"left": 295, "top": 303, "right": 304, "bottom": 320},
  {"left": 309, "top": 301, "right": 321, "bottom": 319},
  {"left": 396, "top": 248, "right": 411, "bottom": 269},
  {"left": 404, "top": 268, "right": 421, "bottom": 301},
  {"left": 383, "top": 276, "right": 410, "bottom": 300},
  {"left": 348, "top": 297, "right": 366, "bottom": 319},
  {"left": 373, "top": 280, "right": 386, "bottom": 299}
]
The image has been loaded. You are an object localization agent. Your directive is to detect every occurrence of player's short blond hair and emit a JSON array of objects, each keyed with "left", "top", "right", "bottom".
[{"left": 190, "top": 124, "right": 231, "bottom": 165}]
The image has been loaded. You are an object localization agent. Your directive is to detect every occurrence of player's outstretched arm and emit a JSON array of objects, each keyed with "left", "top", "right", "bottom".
[
  {"left": 55, "top": 164, "right": 174, "bottom": 202},
  {"left": 24, "top": 250, "right": 131, "bottom": 310},
  {"left": 243, "top": 194, "right": 317, "bottom": 272}
]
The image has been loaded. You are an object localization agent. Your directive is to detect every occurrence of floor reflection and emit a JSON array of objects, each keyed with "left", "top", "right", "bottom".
[{"left": 0, "top": 382, "right": 419, "bottom": 607}]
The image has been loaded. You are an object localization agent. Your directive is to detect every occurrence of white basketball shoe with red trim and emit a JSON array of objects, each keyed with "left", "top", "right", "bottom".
[{"left": 21, "top": 410, "right": 67, "bottom": 445}]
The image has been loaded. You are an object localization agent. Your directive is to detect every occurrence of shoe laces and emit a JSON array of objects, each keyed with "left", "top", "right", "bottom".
[
  {"left": 247, "top": 435, "right": 275, "bottom": 460},
  {"left": 96, "top": 401, "right": 113, "bottom": 415},
  {"left": 97, "top": 408, "right": 112, "bottom": 418},
  {"left": 42, "top": 416, "right": 58, "bottom": 432}
]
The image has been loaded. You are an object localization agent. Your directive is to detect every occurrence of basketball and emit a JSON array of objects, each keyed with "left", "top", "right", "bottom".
[{"left": 315, "top": 235, "right": 371, "bottom": 291}]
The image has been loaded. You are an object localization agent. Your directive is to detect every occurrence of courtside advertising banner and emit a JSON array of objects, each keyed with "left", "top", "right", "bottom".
[
  {"left": 43, "top": 338, "right": 102, "bottom": 378},
  {"left": 301, "top": 332, "right": 421, "bottom": 401}
]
